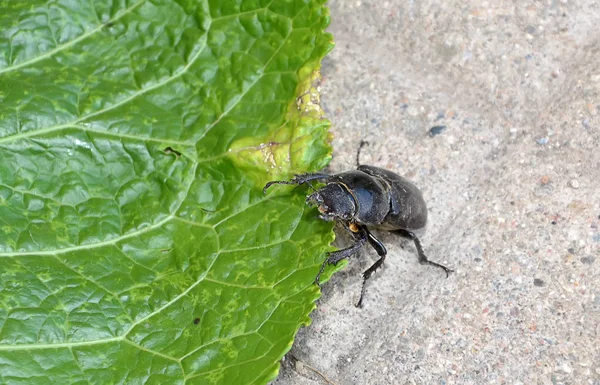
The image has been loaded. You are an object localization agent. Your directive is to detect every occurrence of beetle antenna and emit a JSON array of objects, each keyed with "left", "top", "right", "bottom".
[{"left": 356, "top": 140, "right": 369, "bottom": 167}]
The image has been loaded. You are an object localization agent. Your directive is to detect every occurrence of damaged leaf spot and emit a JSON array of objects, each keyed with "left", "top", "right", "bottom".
[{"left": 163, "top": 146, "right": 182, "bottom": 157}]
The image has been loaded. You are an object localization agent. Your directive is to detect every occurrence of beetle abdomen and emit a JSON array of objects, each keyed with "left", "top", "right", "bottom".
[{"left": 357, "top": 165, "right": 428, "bottom": 231}]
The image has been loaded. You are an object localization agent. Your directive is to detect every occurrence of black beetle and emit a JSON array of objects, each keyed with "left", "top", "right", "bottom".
[{"left": 264, "top": 143, "right": 453, "bottom": 307}]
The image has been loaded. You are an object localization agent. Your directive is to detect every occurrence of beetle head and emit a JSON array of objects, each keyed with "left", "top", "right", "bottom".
[{"left": 306, "top": 183, "right": 356, "bottom": 222}]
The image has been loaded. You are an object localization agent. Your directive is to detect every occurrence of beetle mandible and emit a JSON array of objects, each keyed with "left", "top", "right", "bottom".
[{"left": 263, "top": 141, "right": 453, "bottom": 307}]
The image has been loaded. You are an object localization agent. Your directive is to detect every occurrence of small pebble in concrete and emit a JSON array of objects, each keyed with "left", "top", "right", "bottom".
[
  {"left": 536, "top": 137, "right": 549, "bottom": 145},
  {"left": 429, "top": 125, "right": 447, "bottom": 137},
  {"left": 569, "top": 179, "right": 579, "bottom": 189},
  {"left": 581, "top": 256, "right": 595, "bottom": 265},
  {"left": 534, "top": 278, "right": 545, "bottom": 287},
  {"left": 526, "top": 25, "right": 537, "bottom": 35},
  {"left": 582, "top": 118, "right": 590, "bottom": 129}
]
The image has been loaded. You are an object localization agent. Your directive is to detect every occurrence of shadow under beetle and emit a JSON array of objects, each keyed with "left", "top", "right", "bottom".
[{"left": 263, "top": 142, "right": 453, "bottom": 307}]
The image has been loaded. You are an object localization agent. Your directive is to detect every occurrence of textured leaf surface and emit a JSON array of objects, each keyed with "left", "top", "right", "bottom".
[{"left": 0, "top": 0, "right": 334, "bottom": 383}]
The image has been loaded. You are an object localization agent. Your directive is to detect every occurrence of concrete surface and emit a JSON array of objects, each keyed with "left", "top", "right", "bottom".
[{"left": 273, "top": 0, "right": 600, "bottom": 384}]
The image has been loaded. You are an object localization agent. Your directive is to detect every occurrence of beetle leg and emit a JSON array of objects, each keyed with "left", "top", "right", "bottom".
[
  {"left": 364, "top": 227, "right": 387, "bottom": 256},
  {"left": 314, "top": 227, "right": 367, "bottom": 287},
  {"left": 263, "top": 173, "right": 330, "bottom": 194},
  {"left": 394, "top": 229, "right": 454, "bottom": 277},
  {"left": 356, "top": 227, "right": 387, "bottom": 308}
]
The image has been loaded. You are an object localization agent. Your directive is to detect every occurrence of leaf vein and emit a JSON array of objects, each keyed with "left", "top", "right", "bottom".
[
  {"left": 179, "top": 282, "right": 313, "bottom": 362},
  {"left": 0, "top": 21, "right": 210, "bottom": 147},
  {"left": 194, "top": 25, "right": 295, "bottom": 144},
  {"left": 0, "top": 0, "right": 146, "bottom": 75},
  {"left": 122, "top": 339, "right": 179, "bottom": 363},
  {"left": 0, "top": 217, "right": 171, "bottom": 257},
  {"left": 69, "top": 347, "right": 92, "bottom": 385},
  {"left": 49, "top": 252, "right": 135, "bottom": 325}
]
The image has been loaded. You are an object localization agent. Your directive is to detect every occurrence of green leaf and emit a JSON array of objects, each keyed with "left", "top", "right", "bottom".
[{"left": 0, "top": 0, "right": 335, "bottom": 383}]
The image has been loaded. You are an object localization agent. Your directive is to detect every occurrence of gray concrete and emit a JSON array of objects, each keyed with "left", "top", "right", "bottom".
[{"left": 273, "top": 0, "right": 600, "bottom": 384}]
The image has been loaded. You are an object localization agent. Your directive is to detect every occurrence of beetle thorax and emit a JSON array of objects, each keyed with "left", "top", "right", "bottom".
[{"left": 306, "top": 183, "right": 357, "bottom": 222}]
